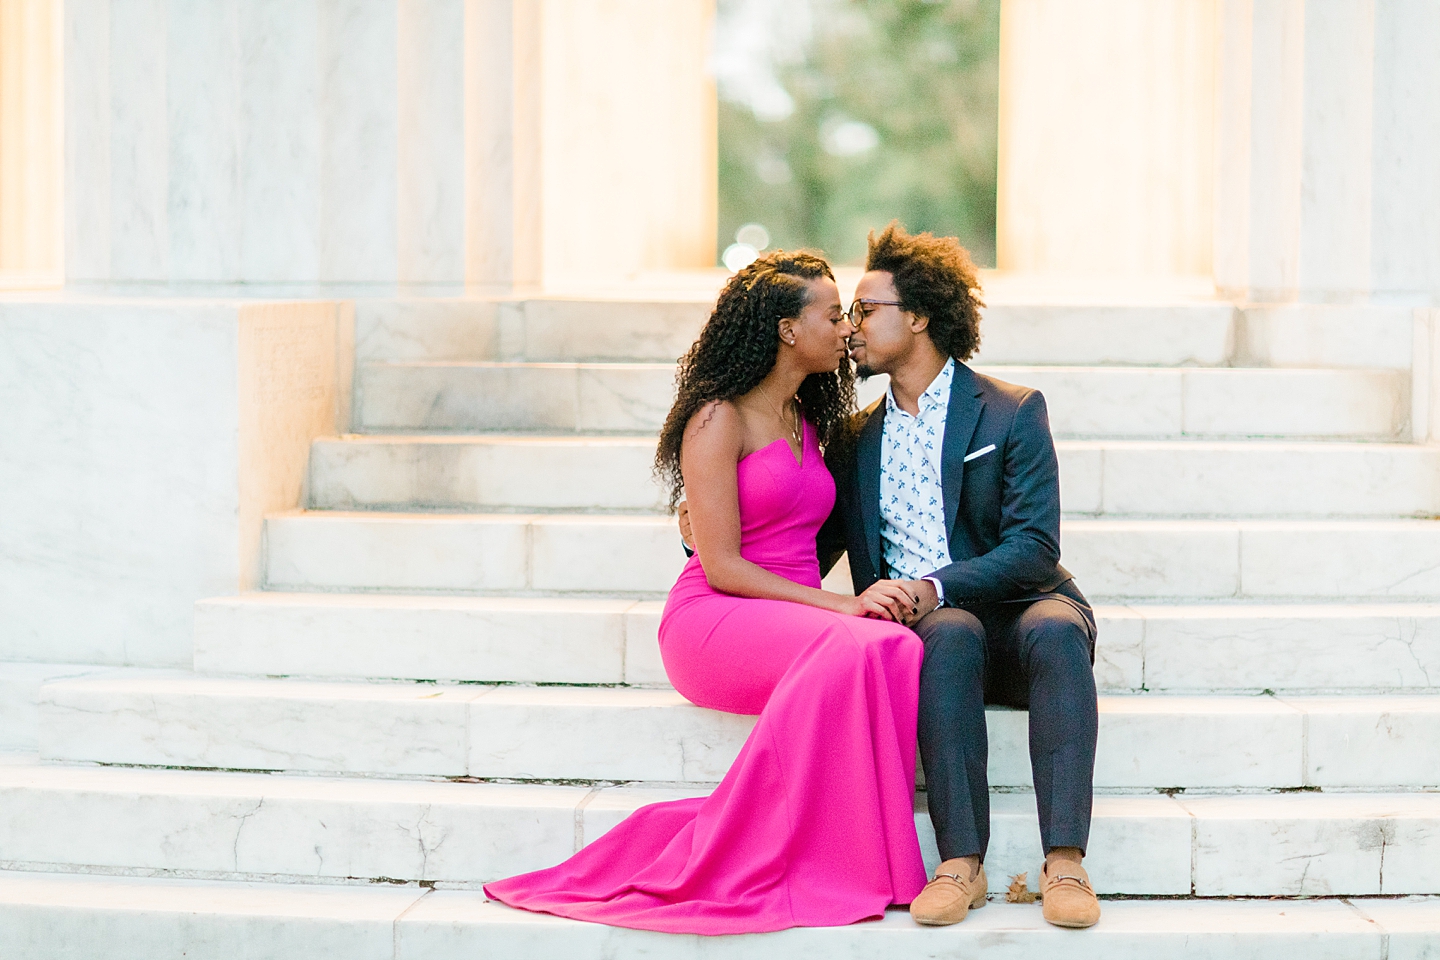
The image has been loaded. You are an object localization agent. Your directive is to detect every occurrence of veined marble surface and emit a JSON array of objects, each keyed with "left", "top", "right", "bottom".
[
  {"left": 33, "top": 671, "right": 1440, "bottom": 789},
  {"left": 0, "top": 297, "right": 344, "bottom": 664},
  {"left": 0, "top": 299, "right": 240, "bottom": 664},
  {"left": 62, "top": 0, "right": 715, "bottom": 289}
]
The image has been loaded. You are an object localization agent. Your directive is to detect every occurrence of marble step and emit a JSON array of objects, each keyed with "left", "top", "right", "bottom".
[
  {"left": 356, "top": 295, "right": 710, "bottom": 364},
  {"left": 309, "top": 434, "right": 667, "bottom": 512},
  {"left": 0, "top": 761, "right": 1158, "bottom": 894},
  {"left": 356, "top": 296, "right": 1237, "bottom": 366},
  {"left": 356, "top": 293, "right": 1413, "bottom": 369},
  {"left": 263, "top": 511, "right": 1440, "bottom": 601},
  {"left": 2, "top": 757, "right": 1436, "bottom": 896},
  {"left": 193, "top": 595, "right": 663, "bottom": 685},
  {"left": 1, "top": 869, "right": 1436, "bottom": 960},
  {"left": 355, "top": 361, "right": 1408, "bottom": 439},
  {"left": 0, "top": 663, "right": 109, "bottom": 752},
  {"left": 309, "top": 434, "right": 1440, "bottom": 518},
  {"left": 192, "top": 595, "right": 1440, "bottom": 696},
  {"left": 35, "top": 672, "right": 1440, "bottom": 788}
]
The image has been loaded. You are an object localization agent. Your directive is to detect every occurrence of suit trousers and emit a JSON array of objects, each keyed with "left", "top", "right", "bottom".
[{"left": 913, "top": 598, "right": 1098, "bottom": 861}]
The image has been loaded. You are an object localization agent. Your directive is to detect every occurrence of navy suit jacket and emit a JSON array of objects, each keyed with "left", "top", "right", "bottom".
[{"left": 818, "top": 362, "right": 1094, "bottom": 642}]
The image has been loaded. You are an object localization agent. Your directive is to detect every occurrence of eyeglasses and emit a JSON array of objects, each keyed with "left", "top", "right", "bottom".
[{"left": 844, "top": 298, "right": 903, "bottom": 330}]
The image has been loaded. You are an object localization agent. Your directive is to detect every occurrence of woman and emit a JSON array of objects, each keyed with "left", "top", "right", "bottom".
[{"left": 483, "top": 251, "right": 928, "bottom": 934}]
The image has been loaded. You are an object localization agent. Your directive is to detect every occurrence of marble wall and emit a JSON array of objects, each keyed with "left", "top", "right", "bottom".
[
  {"left": 0, "top": 297, "right": 348, "bottom": 665},
  {"left": 62, "top": 0, "right": 716, "bottom": 291}
]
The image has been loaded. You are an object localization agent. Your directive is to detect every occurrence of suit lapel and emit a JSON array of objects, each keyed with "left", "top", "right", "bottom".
[
  {"left": 942, "top": 363, "right": 985, "bottom": 537},
  {"left": 856, "top": 400, "right": 886, "bottom": 577}
]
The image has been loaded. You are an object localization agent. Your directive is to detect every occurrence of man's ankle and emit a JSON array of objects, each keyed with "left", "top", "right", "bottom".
[
  {"left": 938, "top": 856, "right": 981, "bottom": 881},
  {"left": 1045, "top": 847, "right": 1083, "bottom": 867}
]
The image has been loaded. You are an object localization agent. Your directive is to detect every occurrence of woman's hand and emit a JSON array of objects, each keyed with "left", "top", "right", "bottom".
[
  {"left": 677, "top": 500, "right": 694, "bottom": 550},
  {"left": 846, "top": 580, "right": 924, "bottom": 622}
]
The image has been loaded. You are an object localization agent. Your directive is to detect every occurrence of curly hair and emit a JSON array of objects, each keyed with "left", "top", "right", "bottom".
[
  {"left": 654, "top": 250, "right": 856, "bottom": 511},
  {"left": 865, "top": 220, "right": 985, "bottom": 361}
]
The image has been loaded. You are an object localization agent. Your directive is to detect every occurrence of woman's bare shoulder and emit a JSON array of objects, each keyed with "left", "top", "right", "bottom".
[{"left": 684, "top": 398, "right": 743, "bottom": 445}]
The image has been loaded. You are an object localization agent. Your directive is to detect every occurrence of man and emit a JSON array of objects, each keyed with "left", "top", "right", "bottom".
[{"left": 680, "top": 223, "right": 1100, "bottom": 929}]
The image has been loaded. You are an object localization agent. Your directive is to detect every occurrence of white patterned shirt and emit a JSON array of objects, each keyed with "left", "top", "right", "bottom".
[{"left": 880, "top": 359, "right": 954, "bottom": 600}]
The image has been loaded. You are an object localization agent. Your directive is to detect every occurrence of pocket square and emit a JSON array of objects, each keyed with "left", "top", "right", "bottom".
[{"left": 963, "top": 443, "right": 996, "bottom": 463}]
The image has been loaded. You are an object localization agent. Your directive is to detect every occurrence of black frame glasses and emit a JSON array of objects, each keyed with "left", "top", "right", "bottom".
[{"left": 844, "top": 298, "right": 903, "bottom": 330}]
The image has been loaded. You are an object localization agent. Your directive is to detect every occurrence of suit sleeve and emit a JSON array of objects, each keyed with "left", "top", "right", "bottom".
[
  {"left": 928, "top": 389, "right": 1063, "bottom": 602},
  {"left": 816, "top": 448, "right": 849, "bottom": 578}
]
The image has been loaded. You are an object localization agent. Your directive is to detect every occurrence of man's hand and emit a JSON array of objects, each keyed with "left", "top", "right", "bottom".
[
  {"left": 854, "top": 580, "right": 920, "bottom": 622},
  {"left": 678, "top": 500, "right": 694, "bottom": 550},
  {"left": 863, "top": 579, "right": 939, "bottom": 625},
  {"left": 899, "top": 579, "right": 941, "bottom": 622}
]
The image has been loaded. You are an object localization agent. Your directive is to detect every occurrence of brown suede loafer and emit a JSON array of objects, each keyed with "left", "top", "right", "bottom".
[
  {"left": 1040, "top": 859, "right": 1101, "bottom": 928},
  {"left": 909, "top": 862, "right": 988, "bottom": 926}
]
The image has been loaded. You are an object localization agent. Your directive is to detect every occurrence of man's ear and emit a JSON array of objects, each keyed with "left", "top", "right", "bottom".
[{"left": 909, "top": 313, "right": 931, "bottom": 334}]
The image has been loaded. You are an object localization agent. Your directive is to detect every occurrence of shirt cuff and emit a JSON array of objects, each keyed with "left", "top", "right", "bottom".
[{"left": 922, "top": 575, "right": 945, "bottom": 606}]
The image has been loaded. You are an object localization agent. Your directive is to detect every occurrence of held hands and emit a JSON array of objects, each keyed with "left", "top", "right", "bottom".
[
  {"left": 903, "top": 578, "right": 941, "bottom": 621},
  {"left": 680, "top": 495, "right": 941, "bottom": 627},
  {"left": 849, "top": 578, "right": 939, "bottom": 625}
]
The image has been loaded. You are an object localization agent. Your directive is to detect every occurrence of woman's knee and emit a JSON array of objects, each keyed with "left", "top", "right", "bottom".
[{"left": 837, "top": 618, "right": 914, "bottom": 653}]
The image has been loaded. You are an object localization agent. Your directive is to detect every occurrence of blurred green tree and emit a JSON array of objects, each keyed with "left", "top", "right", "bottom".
[{"left": 716, "top": 0, "right": 1000, "bottom": 267}]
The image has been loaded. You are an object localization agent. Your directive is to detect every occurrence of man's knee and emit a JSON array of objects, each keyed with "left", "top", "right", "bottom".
[
  {"left": 1015, "top": 602, "right": 1092, "bottom": 673},
  {"left": 915, "top": 609, "right": 986, "bottom": 677}
]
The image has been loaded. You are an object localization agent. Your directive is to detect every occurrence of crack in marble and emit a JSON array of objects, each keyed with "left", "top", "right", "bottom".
[
  {"left": 1378, "top": 829, "right": 1388, "bottom": 893},
  {"left": 229, "top": 797, "right": 264, "bottom": 872},
  {"left": 411, "top": 803, "right": 445, "bottom": 880},
  {"left": 1390, "top": 617, "right": 1434, "bottom": 686},
  {"left": 1382, "top": 557, "right": 1440, "bottom": 594}
]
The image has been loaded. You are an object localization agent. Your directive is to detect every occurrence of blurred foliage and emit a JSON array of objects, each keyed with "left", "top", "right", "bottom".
[{"left": 717, "top": 0, "right": 1001, "bottom": 267}]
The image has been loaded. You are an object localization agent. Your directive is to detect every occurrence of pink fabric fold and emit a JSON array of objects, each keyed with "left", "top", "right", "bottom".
[{"left": 484, "top": 422, "right": 927, "bottom": 934}]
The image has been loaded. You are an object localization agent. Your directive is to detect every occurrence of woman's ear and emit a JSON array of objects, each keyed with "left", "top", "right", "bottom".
[{"left": 778, "top": 318, "right": 796, "bottom": 345}]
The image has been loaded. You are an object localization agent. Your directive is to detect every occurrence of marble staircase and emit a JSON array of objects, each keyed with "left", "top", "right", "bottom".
[{"left": 4, "top": 288, "right": 1439, "bottom": 957}]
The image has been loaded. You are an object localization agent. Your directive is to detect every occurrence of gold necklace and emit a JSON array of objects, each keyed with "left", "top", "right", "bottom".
[{"left": 761, "top": 385, "right": 802, "bottom": 451}]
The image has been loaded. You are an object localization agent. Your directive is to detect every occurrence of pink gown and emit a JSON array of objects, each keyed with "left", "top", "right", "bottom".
[{"left": 483, "top": 419, "right": 927, "bottom": 934}]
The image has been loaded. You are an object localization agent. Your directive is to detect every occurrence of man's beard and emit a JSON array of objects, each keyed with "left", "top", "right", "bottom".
[{"left": 855, "top": 363, "right": 878, "bottom": 379}]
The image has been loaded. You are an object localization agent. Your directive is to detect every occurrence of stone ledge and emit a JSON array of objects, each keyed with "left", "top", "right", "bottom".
[
  {"left": 181, "top": 596, "right": 1440, "bottom": 695},
  {"left": 1, "top": 869, "right": 1434, "bottom": 960},
  {"left": 32, "top": 673, "right": 1440, "bottom": 790}
]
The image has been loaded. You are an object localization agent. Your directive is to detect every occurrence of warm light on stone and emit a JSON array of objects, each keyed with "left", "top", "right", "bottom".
[
  {"left": 0, "top": 0, "right": 61, "bottom": 280},
  {"left": 997, "top": 0, "right": 1217, "bottom": 280}
]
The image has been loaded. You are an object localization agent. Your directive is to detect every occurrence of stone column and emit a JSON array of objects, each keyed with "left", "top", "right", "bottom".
[
  {"left": 1213, "top": 0, "right": 1440, "bottom": 303},
  {"left": 998, "top": 0, "right": 1440, "bottom": 305},
  {"left": 63, "top": 0, "right": 716, "bottom": 291},
  {"left": 996, "top": 0, "right": 1218, "bottom": 279},
  {"left": 0, "top": 0, "right": 62, "bottom": 278}
]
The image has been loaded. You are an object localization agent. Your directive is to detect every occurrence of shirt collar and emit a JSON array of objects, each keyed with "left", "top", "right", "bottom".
[{"left": 885, "top": 357, "right": 955, "bottom": 417}]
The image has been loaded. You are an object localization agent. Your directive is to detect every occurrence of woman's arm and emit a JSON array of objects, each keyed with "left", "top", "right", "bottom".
[{"left": 682, "top": 401, "right": 913, "bottom": 621}]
